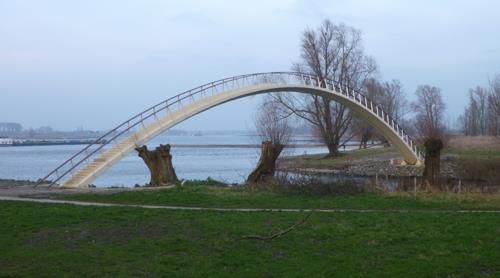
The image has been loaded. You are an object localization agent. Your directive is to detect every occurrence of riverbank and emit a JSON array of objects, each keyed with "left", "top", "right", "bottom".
[
  {"left": 280, "top": 136, "right": 500, "bottom": 191},
  {"left": 0, "top": 179, "right": 175, "bottom": 198},
  {"left": 280, "top": 146, "right": 425, "bottom": 176}
]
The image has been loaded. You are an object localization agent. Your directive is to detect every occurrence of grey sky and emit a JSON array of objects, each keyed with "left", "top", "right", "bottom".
[{"left": 1, "top": 0, "right": 499, "bottom": 131}]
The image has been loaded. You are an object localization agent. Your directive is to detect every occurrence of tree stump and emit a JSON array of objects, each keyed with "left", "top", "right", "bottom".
[
  {"left": 247, "top": 141, "right": 284, "bottom": 184},
  {"left": 135, "top": 144, "right": 178, "bottom": 187},
  {"left": 422, "top": 138, "right": 444, "bottom": 189}
]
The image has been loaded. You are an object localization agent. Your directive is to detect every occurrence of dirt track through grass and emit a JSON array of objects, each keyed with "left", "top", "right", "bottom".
[{"left": 2, "top": 196, "right": 500, "bottom": 214}]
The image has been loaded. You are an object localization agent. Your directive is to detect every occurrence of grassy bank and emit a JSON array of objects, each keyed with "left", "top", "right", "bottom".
[
  {"left": 443, "top": 148, "right": 500, "bottom": 157},
  {"left": 282, "top": 147, "right": 395, "bottom": 169},
  {"left": 55, "top": 181, "right": 500, "bottom": 210},
  {"left": 283, "top": 135, "right": 500, "bottom": 170},
  {"left": 1, "top": 199, "right": 499, "bottom": 277}
]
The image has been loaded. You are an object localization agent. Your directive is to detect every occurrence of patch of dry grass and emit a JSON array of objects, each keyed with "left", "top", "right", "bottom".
[
  {"left": 448, "top": 135, "right": 500, "bottom": 150},
  {"left": 281, "top": 147, "right": 395, "bottom": 169}
]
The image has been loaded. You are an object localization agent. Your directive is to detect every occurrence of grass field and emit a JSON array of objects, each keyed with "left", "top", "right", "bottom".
[
  {"left": 2, "top": 183, "right": 500, "bottom": 277},
  {"left": 55, "top": 181, "right": 500, "bottom": 211},
  {"left": 443, "top": 148, "right": 500, "bottom": 157}
]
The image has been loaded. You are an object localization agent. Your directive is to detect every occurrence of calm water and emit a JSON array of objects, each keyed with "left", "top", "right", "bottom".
[{"left": 0, "top": 133, "right": 343, "bottom": 187}]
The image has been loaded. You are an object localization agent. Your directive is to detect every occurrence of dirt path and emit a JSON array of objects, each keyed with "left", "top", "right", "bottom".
[
  {"left": 0, "top": 183, "right": 174, "bottom": 198},
  {"left": 2, "top": 196, "right": 500, "bottom": 214}
]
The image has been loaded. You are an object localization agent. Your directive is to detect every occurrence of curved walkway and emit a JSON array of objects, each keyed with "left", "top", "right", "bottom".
[
  {"left": 43, "top": 72, "right": 423, "bottom": 189},
  {"left": 1, "top": 196, "right": 499, "bottom": 214}
]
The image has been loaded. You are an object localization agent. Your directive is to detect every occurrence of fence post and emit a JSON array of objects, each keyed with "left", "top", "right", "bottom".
[{"left": 414, "top": 176, "right": 417, "bottom": 200}]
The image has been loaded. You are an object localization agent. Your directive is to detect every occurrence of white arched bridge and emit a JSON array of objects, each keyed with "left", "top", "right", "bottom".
[{"left": 41, "top": 72, "right": 423, "bottom": 188}]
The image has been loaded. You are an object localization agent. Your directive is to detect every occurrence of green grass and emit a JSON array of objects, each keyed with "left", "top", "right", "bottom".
[
  {"left": 283, "top": 147, "right": 395, "bottom": 169},
  {"left": 443, "top": 147, "right": 500, "bottom": 157},
  {"left": 1, "top": 200, "right": 499, "bottom": 277},
  {"left": 55, "top": 182, "right": 500, "bottom": 211}
]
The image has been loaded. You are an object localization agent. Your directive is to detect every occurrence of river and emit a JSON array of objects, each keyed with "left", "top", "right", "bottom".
[{"left": 0, "top": 132, "right": 355, "bottom": 187}]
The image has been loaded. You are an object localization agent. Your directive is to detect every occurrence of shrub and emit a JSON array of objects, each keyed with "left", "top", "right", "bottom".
[
  {"left": 245, "top": 170, "right": 369, "bottom": 196},
  {"left": 179, "top": 178, "right": 227, "bottom": 187},
  {"left": 454, "top": 157, "right": 500, "bottom": 188}
]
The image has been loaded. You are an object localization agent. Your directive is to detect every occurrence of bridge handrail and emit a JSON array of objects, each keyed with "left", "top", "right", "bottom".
[
  {"left": 40, "top": 73, "right": 254, "bottom": 184},
  {"left": 41, "top": 72, "right": 422, "bottom": 186}
]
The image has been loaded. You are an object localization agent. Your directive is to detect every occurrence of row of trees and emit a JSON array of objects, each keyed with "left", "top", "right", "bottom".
[
  {"left": 458, "top": 76, "right": 500, "bottom": 136},
  {"left": 263, "top": 20, "right": 446, "bottom": 156},
  {"left": 249, "top": 20, "right": 449, "bottom": 186}
]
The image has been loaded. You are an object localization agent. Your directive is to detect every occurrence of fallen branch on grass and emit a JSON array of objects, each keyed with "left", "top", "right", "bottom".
[{"left": 240, "top": 212, "right": 313, "bottom": 240}]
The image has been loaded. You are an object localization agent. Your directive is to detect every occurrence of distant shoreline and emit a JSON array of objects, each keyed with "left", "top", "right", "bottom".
[
  {"left": 0, "top": 139, "right": 105, "bottom": 147},
  {"left": 0, "top": 143, "right": 377, "bottom": 148},
  {"left": 0, "top": 143, "right": 323, "bottom": 148}
]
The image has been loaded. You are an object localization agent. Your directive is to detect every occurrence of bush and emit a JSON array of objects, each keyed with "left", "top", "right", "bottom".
[
  {"left": 245, "top": 171, "right": 369, "bottom": 196},
  {"left": 454, "top": 157, "right": 500, "bottom": 189},
  {"left": 178, "top": 178, "right": 227, "bottom": 187}
]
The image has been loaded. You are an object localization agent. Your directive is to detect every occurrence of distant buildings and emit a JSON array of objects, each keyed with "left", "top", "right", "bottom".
[
  {"left": 0, "top": 122, "right": 22, "bottom": 134},
  {"left": 0, "top": 137, "right": 13, "bottom": 145}
]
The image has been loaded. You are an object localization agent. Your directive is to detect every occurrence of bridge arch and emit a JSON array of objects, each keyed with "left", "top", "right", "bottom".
[{"left": 41, "top": 72, "right": 422, "bottom": 188}]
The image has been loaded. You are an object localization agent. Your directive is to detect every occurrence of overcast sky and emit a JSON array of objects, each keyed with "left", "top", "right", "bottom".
[{"left": 1, "top": 0, "right": 499, "bottom": 131}]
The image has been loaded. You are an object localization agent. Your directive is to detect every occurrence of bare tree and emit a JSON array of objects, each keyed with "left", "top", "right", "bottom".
[
  {"left": 274, "top": 20, "right": 377, "bottom": 157},
  {"left": 351, "top": 78, "right": 382, "bottom": 148},
  {"left": 488, "top": 75, "right": 500, "bottom": 136},
  {"left": 461, "top": 86, "right": 488, "bottom": 136},
  {"left": 353, "top": 78, "right": 408, "bottom": 148},
  {"left": 458, "top": 75, "right": 500, "bottom": 136},
  {"left": 412, "top": 85, "right": 446, "bottom": 189},
  {"left": 412, "top": 85, "right": 446, "bottom": 140},
  {"left": 380, "top": 79, "right": 407, "bottom": 122},
  {"left": 247, "top": 96, "right": 291, "bottom": 184},
  {"left": 490, "top": 74, "right": 500, "bottom": 116},
  {"left": 254, "top": 96, "right": 292, "bottom": 146}
]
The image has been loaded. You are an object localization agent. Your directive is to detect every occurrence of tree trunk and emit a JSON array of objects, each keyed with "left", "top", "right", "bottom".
[
  {"left": 324, "top": 140, "right": 341, "bottom": 157},
  {"left": 247, "top": 141, "right": 284, "bottom": 184},
  {"left": 382, "top": 139, "right": 391, "bottom": 147},
  {"left": 135, "top": 144, "right": 178, "bottom": 187},
  {"left": 422, "top": 138, "right": 444, "bottom": 189}
]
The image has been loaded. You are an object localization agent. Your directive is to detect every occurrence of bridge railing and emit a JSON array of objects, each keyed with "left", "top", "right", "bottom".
[{"left": 40, "top": 72, "right": 422, "bottom": 187}]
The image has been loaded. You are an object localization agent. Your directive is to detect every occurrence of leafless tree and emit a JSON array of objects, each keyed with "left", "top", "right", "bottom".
[
  {"left": 458, "top": 75, "right": 500, "bottom": 136},
  {"left": 380, "top": 79, "right": 408, "bottom": 122},
  {"left": 273, "top": 20, "right": 377, "bottom": 157},
  {"left": 412, "top": 85, "right": 446, "bottom": 189},
  {"left": 352, "top": 78, "right": 408, "bottom": 148},
  {"left": 491, "top": 74, "right": 500, "bottom": 116},
  {"left": 488, "top": 75, "right": 500, "bottom": 136},
  {"left": 254, "top": 96, "right": 292, "bottom": 145},
  {"left": 412, "top": 85, "right": 446, "bottom": 140},
  {"left": 351, "top": 78, "right": 381, "bottom": 148},
  {"left": 461, "top": 86, "right": 488, "bottom": 136},
  {"left": 247, "top": 96, "right": 291, "bottom": 184}
]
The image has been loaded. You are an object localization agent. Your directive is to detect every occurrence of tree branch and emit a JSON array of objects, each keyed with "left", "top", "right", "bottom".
[{"left": 239, "top": 212, "right": 312, "bottom": 241}]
